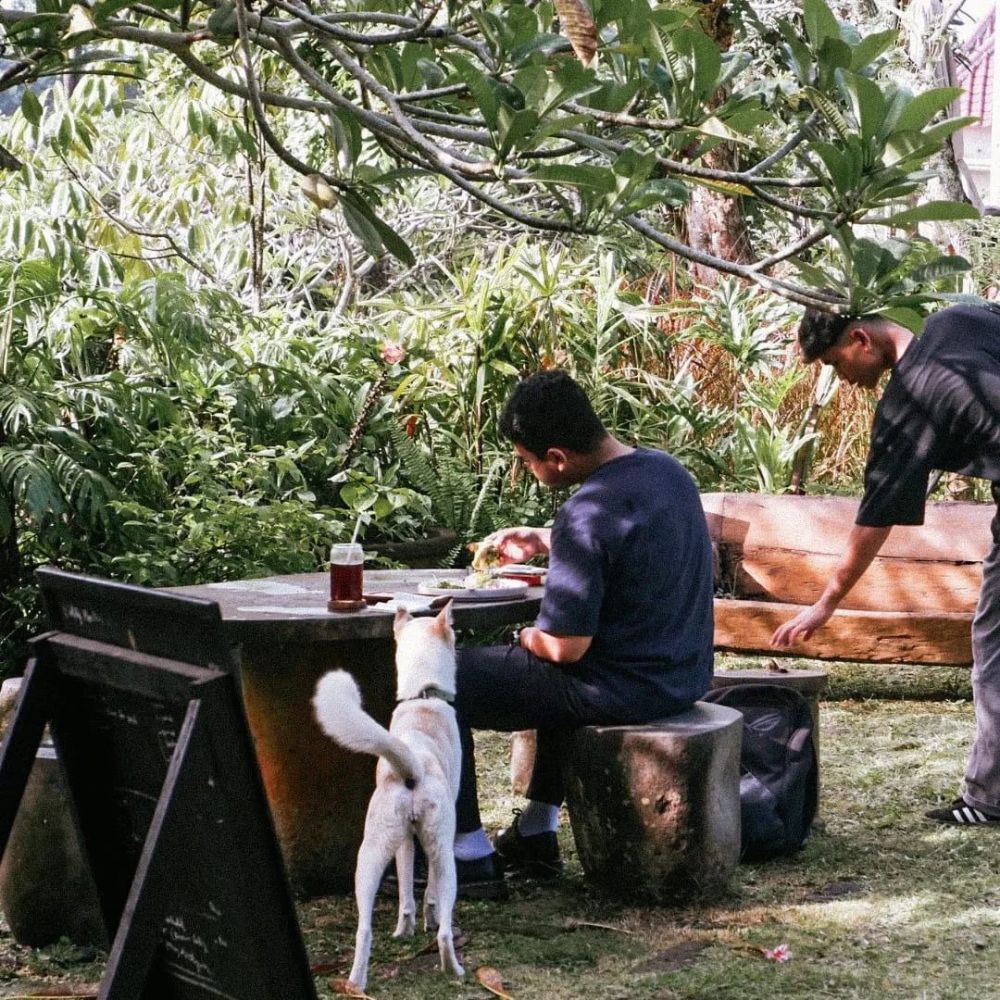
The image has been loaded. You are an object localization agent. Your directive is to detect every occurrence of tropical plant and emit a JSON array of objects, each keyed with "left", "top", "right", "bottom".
[{"left": 0, "top": 0, "right": 982, "bottom": 313}]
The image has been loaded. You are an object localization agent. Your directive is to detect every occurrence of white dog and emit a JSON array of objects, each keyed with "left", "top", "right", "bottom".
[{"left": 312, "top": 602, "right": 463, "bottom": 991}]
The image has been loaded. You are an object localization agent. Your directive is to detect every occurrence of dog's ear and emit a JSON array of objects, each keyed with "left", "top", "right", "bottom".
[
  {"left": 393, "top": 606, "right": 413, "bottom": 635},
  {"left": 431, "top": 599, "right": 453, "bottom": 637}
]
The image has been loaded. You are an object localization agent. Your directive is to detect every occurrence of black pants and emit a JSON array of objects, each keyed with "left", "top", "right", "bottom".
[{"left": 453, "top": 644, "right": 693, "bottom": 832}]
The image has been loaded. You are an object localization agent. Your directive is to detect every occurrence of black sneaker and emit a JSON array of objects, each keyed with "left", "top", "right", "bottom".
[
  {"left": 493, "top": 810, "right": 562, "bottom": 879},
  {"left": 455, "top": 852, "right": 508, "bottom": 901},
  {"left": 381, "top": 844, "right": 508, "bottom": 901},
  {"left": 925, "top": 798, "right": 1000, "bottom": 825}
]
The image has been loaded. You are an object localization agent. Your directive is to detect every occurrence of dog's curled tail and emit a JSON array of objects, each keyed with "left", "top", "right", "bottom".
[{"left": 312, "top": 670, "right": 422, "bottom": 786}]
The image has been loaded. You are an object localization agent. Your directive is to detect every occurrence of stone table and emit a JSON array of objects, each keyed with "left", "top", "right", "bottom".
[{"left": 168, "top": 569, "right": 541, "bottom": 895}]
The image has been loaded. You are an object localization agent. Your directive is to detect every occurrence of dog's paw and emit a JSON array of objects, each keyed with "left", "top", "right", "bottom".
[
  {"left": 392, "top": 914, "right": 416, "bottom": 938},
  {"left": 441, "top": 953, "right": 464, "bottom": 979}
]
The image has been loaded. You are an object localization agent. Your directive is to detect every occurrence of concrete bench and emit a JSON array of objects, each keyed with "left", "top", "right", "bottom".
[
  {"left": 561, "top": 702, "right": 742, "bottom": 901},
  {"left": 0, "top": 678, "right": 106, "bottom": 948}
]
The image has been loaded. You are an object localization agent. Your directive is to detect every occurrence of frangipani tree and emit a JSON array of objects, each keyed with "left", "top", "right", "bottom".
[{"left": 0, "top": 0, "right": 982, "bottom": 320}]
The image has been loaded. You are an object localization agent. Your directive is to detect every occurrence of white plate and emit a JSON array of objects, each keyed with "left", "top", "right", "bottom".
[{"left": 417, "top": 579, "right": 529, "bottom": 602}]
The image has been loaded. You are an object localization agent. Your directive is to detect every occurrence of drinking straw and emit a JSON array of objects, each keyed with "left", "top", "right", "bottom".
[{"left": 350, "top": 513, "right": 364, "bottom": 546}]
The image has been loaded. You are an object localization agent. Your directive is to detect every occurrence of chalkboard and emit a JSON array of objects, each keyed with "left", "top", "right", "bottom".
[
  {"left": 0, "top": 573, "right": 317, "bottom": 1000},
  {"left": 37, "top": 566, "right": 239, "bottom": 674}
]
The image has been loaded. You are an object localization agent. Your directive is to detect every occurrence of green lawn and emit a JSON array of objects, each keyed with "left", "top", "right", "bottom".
[{"left": 3, "top": 660, "right": 998, "bottom": 999}]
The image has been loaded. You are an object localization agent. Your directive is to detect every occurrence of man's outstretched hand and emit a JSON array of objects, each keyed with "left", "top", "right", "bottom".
[
  {"left": 473, "top": 526, "right": 551, "bottom": 568},
  {"left": 770, "top": 600, "right": 835, "bottom": 648}
]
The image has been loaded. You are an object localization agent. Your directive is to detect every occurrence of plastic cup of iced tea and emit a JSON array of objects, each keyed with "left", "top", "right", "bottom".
[{"left": 328, "top": 542, "right": 365, "bottom": 612}]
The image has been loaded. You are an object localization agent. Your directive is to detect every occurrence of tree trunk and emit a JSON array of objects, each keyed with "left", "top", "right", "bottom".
[{"left": 685, "top": 1, "right": 752, "bottom": 286}]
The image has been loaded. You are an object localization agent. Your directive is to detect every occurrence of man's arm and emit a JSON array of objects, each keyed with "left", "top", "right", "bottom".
[
  {"left": 518, "top": 626, "right": 591, "bottom": 664},
  {"left": 770, "top": 524, "right": 892, "bottom": 647}
]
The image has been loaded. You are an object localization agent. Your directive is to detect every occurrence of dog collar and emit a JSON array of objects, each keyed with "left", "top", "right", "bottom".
[{"left": 398, "top": 685, "right": 455, "bottom": 704}]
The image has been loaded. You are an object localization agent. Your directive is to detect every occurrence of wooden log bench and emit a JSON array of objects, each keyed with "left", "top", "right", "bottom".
[{"left": 702, "top": 492, "right": 994, "bottom": 665}]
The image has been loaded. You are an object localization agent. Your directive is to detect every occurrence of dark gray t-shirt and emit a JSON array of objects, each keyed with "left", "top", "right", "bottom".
[
  {"left": 856, "top": 305, "right": 1000, "bottom": 529},
  {"left": 535, "top": 447, "right": 714, "bottom": 710}
]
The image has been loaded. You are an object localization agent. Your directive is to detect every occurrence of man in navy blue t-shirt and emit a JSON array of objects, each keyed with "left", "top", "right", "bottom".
[
  {"left": 449, "top": 371, "right": 714, "bottom": 898},
  {"left": 772, "top": 305, "right": 1000, "bottom": 827}
]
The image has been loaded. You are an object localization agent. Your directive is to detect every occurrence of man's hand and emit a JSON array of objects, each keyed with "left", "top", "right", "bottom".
[
  {"left": 770, "top": 600, "right": 835, "bottom": 648},
  {"left": 475, "top": 527, "right": 551, "bottom": 566},
  {"left": 770, "top": 523, "right": 891, "bottom": 650},
  {"left": 518, "top": 625, "right": 591, "bottom": 663}
]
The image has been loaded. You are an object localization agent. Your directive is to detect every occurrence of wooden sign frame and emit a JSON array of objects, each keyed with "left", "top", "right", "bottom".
[{"left": 0, "top": 571, "right": 317, "bottom": 999}]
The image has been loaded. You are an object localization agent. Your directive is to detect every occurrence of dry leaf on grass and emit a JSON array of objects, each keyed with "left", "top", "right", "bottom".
[
  {"left": 328, "top": 977, "right": 375, "bottom": 998},
  {"left": 407, "top": 929, "right": 468, "bottom": 958},
  {"left": 563, "top": 917, "right": 634, "bottom": 934},
  {"left": 553, "top": 0, "right": 597, "bottom": 66},
  {"left": 11, "top": 993, "right": 99, "bottom": 999},
  {"left": 310, "top": 955, "right": 351, "bottom": 975},
  {"left": 476, "top": 965, "right": 513, "bottom": 998}
]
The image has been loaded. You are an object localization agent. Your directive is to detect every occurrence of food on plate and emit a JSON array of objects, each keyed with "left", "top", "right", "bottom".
[{"left": 471, "top": 540, "right": 502, "bottom": 571}]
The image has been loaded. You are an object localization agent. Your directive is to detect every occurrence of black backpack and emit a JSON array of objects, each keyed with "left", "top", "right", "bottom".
[{"left": 703, "top": 683, "right": 818, "bottom": 861}]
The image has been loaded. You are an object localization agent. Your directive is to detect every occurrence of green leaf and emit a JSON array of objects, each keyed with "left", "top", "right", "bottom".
[
  {"left": 496, "top": 107, "right": 540, "bottom": 160},
  {"left": 447, "top": 53, "right": 499, "bottom": 130},
  {"left": 877, "top": 201, "right": 980, "bottom": 227},
  {"left": 677, "top": 27, "right": 721, "bottom": 101},
  {"left": 778, "top": 21, "right": 813, "bottom": 84},
  {"left": 510, "top": 32, "right": 567, "bottom": 66},
  {"left": 849, "top": 28, "right": 897, "bottom": 71},
  {"left": 893, "top": 87, "right": 963, "bottom": 132},
  {"left": 905, "top": 256, "right": 972, "bottom": 284},
  {"left": 328, "top": 109, "right": 361, "bottom": 174},
  {"left": 369, "top": 216, "right": 415, "bottom": 267},
  {"left": 803, "top": 0, "right": 841, "bottom": 48},
  {"left": 804, "top": 88, "right": 852, "bottom": 139},
  {"left": 93, "top": 0, "right": 143, "bottom": 23},
  {"left": 21, "top": 89, "right": 43, "bottom": 127},
  {"left": 810, "top": 141, "right": 854, "bottom": 194},
  {"left": 885, "top": 307, "right": 928, "bottom": 331},
  {"left": 840, "top": 71, "right": 886, "bottom": 145},
  {"left": 527, "top": 164, "right": 615, "bottom": 193}
]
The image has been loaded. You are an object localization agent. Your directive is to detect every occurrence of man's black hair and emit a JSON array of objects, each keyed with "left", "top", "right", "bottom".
[
  {"left": 499, "top": 370, "right": 607, "bottom": 458},
  {"left": 798, "top": 309, "right": 854, "bottom": 362}
]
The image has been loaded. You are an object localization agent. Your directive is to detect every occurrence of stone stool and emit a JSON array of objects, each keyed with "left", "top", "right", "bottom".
[
  {"left": 0, "top": 679, "right": 107, "bottom": 948},
  {"left": 562, "top": 702, "right": 742, "bottom": 901}
]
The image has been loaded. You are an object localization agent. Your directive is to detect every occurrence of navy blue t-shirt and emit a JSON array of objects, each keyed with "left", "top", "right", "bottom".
[{"left": 535, "top": 447, "right": 714, "bottom": 710}]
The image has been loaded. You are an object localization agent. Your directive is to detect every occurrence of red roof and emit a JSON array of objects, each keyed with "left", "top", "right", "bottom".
[{"left": 958, "top": 7, "right": 994, "bottom": 122}]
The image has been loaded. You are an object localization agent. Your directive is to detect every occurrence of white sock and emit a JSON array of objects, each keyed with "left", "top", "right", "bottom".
[
  {"left": 516, "top": 801, "right": 560, "bottom": 836},
  {"left": 454, "top": 827, "right": 494, "bottom": 861}
]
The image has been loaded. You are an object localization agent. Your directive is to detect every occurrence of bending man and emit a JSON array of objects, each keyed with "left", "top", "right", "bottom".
[{"left": 772, "top": 305, "right": 1000, "bottom": 825}]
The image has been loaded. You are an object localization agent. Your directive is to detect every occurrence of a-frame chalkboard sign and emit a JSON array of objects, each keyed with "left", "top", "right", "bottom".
[{"left": 0, "top": 569, "right": 318, "bottom": 999}]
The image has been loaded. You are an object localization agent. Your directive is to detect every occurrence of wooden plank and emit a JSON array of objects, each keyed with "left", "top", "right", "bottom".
[
  {"left": 713, "top": 598, "right": 973, "bottom": 666},
  {"left": 729, "top": 549, "right": 983, "bottom": 613},
  {"left": 702, "top": 492, "right": 993, "bottom": 562}
]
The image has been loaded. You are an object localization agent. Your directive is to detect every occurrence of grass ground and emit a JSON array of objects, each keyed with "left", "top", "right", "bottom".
[{"left": 2, "top": 658, "right": 997, "bottom": 999}]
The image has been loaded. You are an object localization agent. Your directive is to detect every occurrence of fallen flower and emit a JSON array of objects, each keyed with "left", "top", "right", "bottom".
[
  {"left": 381, "top": 341, "right": 405, "bottom": 365},
  {"left": 764, "top": 943, "right": 792, "bottom": 962}
]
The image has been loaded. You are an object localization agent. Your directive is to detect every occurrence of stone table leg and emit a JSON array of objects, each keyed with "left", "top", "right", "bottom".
[{"left": 239, "top": 638, "right": 394, "bottom": 896}]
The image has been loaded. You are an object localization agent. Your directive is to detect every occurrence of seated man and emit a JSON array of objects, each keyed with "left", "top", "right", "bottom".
[{"left": 452, "top": 370, "right": 715, "bottom": 898}]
